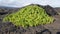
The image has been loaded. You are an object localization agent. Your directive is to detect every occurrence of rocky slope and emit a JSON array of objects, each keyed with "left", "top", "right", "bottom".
[{"left": 0, "top": 5, "right": 60, "bottom": 34}]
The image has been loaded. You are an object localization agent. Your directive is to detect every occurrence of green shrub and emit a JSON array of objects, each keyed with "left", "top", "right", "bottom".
[{"left": 3, "top": 5, "right": 54, "bottom": 27}]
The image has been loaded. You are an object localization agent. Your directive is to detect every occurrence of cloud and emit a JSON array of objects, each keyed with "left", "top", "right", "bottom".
[{"left": 0, "top": 0, "right": 60, "bottom": 7}]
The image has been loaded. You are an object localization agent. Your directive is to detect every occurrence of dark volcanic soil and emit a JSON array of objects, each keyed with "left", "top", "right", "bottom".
[{"left": 0, "top": 6, "right": 60, "bottom": 34}]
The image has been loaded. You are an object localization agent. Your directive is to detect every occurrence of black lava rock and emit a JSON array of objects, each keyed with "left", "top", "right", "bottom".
[{"left": 43, "top": 5, "right": 58, "bottom": 16}]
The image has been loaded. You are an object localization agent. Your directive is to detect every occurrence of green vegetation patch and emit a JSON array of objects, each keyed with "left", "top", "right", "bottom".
[{"left": 3, "top": 5, "right": 54, "bottom": 27}]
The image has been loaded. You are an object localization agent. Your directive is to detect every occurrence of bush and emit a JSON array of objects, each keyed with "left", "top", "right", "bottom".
[{"left": 3, "top": 5, "right": 54, "bottom": 27}]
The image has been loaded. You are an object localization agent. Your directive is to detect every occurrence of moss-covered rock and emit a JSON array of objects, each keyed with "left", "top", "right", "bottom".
[{"left": 3, "top": 5, "right": 54, "bottom": 27}]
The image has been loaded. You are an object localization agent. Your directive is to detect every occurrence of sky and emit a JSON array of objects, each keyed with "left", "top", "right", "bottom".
[{"left": 0, "top": 0, "right": 60, "bottom": 8}]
